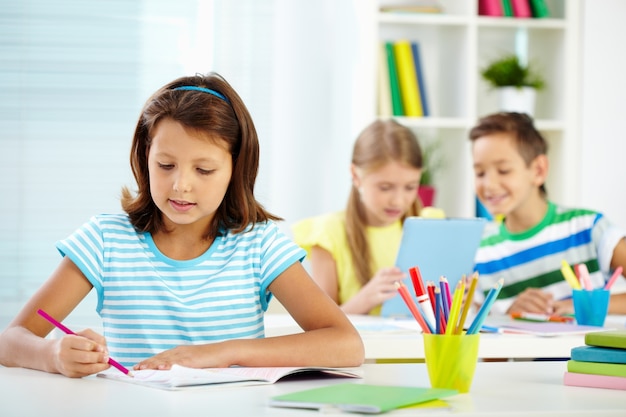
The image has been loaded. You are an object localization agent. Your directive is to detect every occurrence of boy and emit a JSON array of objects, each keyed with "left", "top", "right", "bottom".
[{"left": 470, "top": 112, "right": 626, "bottom": 315}]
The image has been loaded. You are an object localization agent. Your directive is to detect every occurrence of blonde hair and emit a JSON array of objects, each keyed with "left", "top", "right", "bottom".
[{"left": 346, "top": 119, "right": 423, "bottom": 287}]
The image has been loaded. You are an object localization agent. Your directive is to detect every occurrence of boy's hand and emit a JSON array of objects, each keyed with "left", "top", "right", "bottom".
[
  {"left": 52, "top": 329, "right": 110, "bottom": 378},
  {"left": 552, "top": 299, "right": 574, "bottom": 315},
  {"left": 507, "top": 288, "right": 554, "bottom": 314}
]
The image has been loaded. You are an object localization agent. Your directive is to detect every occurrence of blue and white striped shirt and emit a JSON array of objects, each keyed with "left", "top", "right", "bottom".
[{"left": 57, "top": 214, "right": 305, "bottom": 366}]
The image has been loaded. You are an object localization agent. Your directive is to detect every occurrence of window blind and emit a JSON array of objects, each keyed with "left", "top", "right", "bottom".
[{"left": 0, "top": 0, "right": 218, "bottom": 302}]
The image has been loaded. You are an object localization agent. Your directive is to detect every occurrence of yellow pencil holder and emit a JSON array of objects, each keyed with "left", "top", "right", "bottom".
[{"left": 423, "top": 333, "right": 480, "bottom": 394}]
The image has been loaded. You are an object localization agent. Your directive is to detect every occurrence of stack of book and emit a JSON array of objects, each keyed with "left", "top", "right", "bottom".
[
  {"left": 564, "top": 330, "right": 626, "bottom": 390},
  {"left": 379, "top": 40, "right": 429, "bottom": 118},
  {"left": 479, "top": 0, "right": 550, "bottom": 18}
]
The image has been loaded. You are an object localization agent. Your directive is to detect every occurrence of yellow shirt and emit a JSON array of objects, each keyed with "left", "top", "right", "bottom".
[{"left": 291, "top": 211, "right": 402, "bottom": 315}]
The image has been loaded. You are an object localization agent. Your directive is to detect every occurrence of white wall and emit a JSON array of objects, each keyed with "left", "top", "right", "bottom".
[{"left": 580, "top": 0, "right": 626, "bottom": 229}]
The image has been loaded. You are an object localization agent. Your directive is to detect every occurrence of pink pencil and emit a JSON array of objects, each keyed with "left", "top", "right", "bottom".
[
  {"left": 604, "top": 266, "right": 623, "bottom": 290},
  {"left": 37, "top": 309, "right": 132, "bottom": 376}
]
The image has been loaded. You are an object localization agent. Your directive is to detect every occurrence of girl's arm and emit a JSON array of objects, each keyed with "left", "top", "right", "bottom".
[
  {"left": 0, "top": 257, "right": 110, "bottom": 377},
  {"left": 310, "top": 246, "right": 403, "bottom": 315},
  {"left": 134, "top": 262, "right": 365, "bottom": 370}
]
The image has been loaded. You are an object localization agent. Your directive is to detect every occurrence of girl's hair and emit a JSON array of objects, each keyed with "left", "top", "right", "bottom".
[
  {"left": 346, "top": 119, "right": 423, "bottom": 287},
  {"left": 468, "top": 112, "right": 548, "bottom": 196},
  {"left": 121, "top": 72, "right": 280, "bottom": 239}
]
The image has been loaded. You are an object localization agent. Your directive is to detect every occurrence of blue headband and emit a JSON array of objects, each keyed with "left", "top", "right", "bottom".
[{"left": 173, "top": 86, "right": 229, "bottom": 103}]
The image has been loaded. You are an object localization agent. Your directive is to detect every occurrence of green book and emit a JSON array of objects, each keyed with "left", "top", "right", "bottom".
[
  {"left": 585, "top": 330, "right": 626, "bottom": 349},
  {"left": 385, "top": 41, "right": 404, "bottom": 116},
  {"left": 567, "top": 360, "right": 626, "bottom": 378},
  {"left": 501, "top": 0, "right": 514, "bottom": 17},
  {"left": 269, "top": 383, "right": 457, "bottom": 414},
  {"left": 529, "top": 0, "right": 550, "bottom": 18}
]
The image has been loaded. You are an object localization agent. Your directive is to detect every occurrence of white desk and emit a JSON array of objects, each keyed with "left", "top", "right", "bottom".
[
  {"left": 265, "top": 314, "right": 626, "bottom": 362},
  {"left": 1, "top": 362, "right": 624, "bottom": 416}
]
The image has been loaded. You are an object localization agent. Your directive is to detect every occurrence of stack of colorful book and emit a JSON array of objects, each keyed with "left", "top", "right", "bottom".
[
  {"left": 379, "top": 40, "right": 429, "bottom": 118},
  {"left": 564, "top": 330, "right": 626, "bottom": 390}
]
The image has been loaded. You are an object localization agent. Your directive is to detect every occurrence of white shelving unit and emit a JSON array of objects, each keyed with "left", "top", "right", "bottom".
[{"left": 355, "top": 0, "right": 581, "bottom": 217}]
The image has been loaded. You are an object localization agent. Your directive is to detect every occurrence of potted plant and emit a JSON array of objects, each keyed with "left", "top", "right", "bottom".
[
  {"left": 418, "top": 139, "right": 445, "bottom": 209},
  {"left": 480, "top": 54, "right": 545, "bottom": 116}
]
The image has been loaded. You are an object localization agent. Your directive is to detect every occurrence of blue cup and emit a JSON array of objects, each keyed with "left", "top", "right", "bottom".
[{"left": 572, "top": 289, "right": 610, "bottom": 326}]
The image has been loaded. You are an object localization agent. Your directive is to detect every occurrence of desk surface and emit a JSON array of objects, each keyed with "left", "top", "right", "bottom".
[
  {"left": 266, "top": 314, "right": 626, "bottom": 361},
  {"left": 1, "top": 362, "right": 624, "bottom": 416}
]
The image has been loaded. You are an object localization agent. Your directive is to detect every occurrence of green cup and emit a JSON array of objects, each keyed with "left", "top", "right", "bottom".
[
  {"left": 423, "top": 333, "right": 480, "bottom": 393},
  {"left": 572, "top": 288, "right": 610, "bottom": 326}
]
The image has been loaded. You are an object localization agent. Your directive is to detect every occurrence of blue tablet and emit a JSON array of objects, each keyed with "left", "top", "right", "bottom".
[{"left": 381, "top": 217, "right": 487, "bottom": 318}]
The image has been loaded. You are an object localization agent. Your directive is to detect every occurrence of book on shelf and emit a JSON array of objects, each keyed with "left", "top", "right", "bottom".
[
  {"left": 410, "top": 41, "right": 429, "bottom": 117},
  {"left": 393, "top": 40, "right": 424, "bottom": 117},
  {"left": 97, "top": 364, "right": 362, "bottom": 391},
  {"left": 384, "top": 41, "right": 404, "bottom": 116},
  {"left": 380, "top": 2, "right": 443, "bottom": 14},
  {"left": 563, "top": 371, "right": 626, "bottom": 391},
  {"left": 585, "top": 330, "right": 626, "bottom": 349},
  {"left": 501, "top": 0, "right": 514, "bottom": 17},
  {"left": 377, "top": 42, "right": 393, "bottom": 117},
  {"left": 269, "top": 382, "right": 457, "bottom": 414},
  {"left": 511, "top": 0, "right": 532, "bottom": 18},
  {"left": 571, "top": 346, "right": 626, "bottom": 365},
  {"left": 479, "top": 0, "right": 503, "bottom": 17},
  {"left": 529, "top": 0, "right": 550, "bottom": 18},
  {"left": 567, "top": 360, "right": 626, "bottom": 378}
]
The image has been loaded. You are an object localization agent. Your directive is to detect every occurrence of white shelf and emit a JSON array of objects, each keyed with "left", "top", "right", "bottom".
[{"left": 356, "top": 0, "right": 580, "bottom": 217}]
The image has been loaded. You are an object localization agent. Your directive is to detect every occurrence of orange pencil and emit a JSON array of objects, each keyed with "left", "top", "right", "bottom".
[{"left": 395, "top": 282, "right": 432, "bottom": 333}]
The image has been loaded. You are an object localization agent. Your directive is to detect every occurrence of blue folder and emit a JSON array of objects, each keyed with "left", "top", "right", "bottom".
[{"left": 381, "top": 217, "right": 487, "bottom": 318}]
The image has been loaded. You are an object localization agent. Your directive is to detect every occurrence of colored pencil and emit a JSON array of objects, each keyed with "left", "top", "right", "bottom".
[
  {"left": 445, "top": 281, "right": 464, "bottom": 335},
  {"left": 560, "top": 260, "right": 582, "bottom": 290},
  {"left": 466, "top": 279, "right": 504, "bottom": 334},
  {"left": 395, "top": 282, "right": 431, "bottom": 333},
  {"left": 37, "top": 309, "right": 132, "bottom": 376},
  {"left": 456, "top": 272, "right": 478, "bottom": 334},
  {"left": 577, "top": 263, "right": 593, "bottom": 290},
  {"left": 605, "top": 266, "right": 623, "bottom": 290}
]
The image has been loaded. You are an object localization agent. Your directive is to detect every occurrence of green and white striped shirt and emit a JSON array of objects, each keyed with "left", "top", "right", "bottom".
[{"left": 473, "top": 202, "right": 626, "bottom": 314}]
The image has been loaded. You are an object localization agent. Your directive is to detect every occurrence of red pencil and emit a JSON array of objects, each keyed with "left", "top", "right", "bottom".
[
  {"left": 408, "top": 266, "right": 436, "bottom": 328},
  {"left": 427, "top": 281, "right": 436, "bottom": 313}
]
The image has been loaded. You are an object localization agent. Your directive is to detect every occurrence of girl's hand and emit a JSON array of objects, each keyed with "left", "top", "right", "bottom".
[
  {"left": 354, "top": 267, "right": 405, "bottom": 312},
  {"left": 134, "top": 345, "right": 219, "bottom": 371},
  {"left": 507, "top": 288, "right": 554, "bottom": 314},
  {"left": 52, "top": 328, "right": 110, "bottom": 378}
]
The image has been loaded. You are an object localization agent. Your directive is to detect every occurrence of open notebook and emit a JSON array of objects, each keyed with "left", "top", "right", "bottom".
[
  {"left": 97, "top": 365, "right": 362, "bottom": 390},
  {"left": 381, "top": 217, "right": 486, "bottom": 318}
]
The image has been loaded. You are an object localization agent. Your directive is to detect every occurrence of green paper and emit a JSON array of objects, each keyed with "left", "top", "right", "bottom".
[{"left": 270, "top": 383, "right": 457, "bottom": 414}]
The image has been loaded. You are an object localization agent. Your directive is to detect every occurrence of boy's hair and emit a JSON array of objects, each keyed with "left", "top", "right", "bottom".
[
  {"left": 346, "top": 119, "right": 423, "bottom": 287},
  {"left": 469, "top": 112, "right": 548, "bottom": 196},
  {"left": 121, "top": 72, "right": 280, "bottom": 239}
]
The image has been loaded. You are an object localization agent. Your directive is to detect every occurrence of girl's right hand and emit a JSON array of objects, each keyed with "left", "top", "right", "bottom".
[
  {"left": 357, "top": 267, "right": 406, "bottom": 312},
  {"left": 52, "top": 329, "right": 111, "bottom": 378}
]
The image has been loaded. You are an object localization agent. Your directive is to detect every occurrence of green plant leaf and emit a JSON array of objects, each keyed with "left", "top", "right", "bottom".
[{"left": 481, "top": 54, "right": 545, "bottom": 90}]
